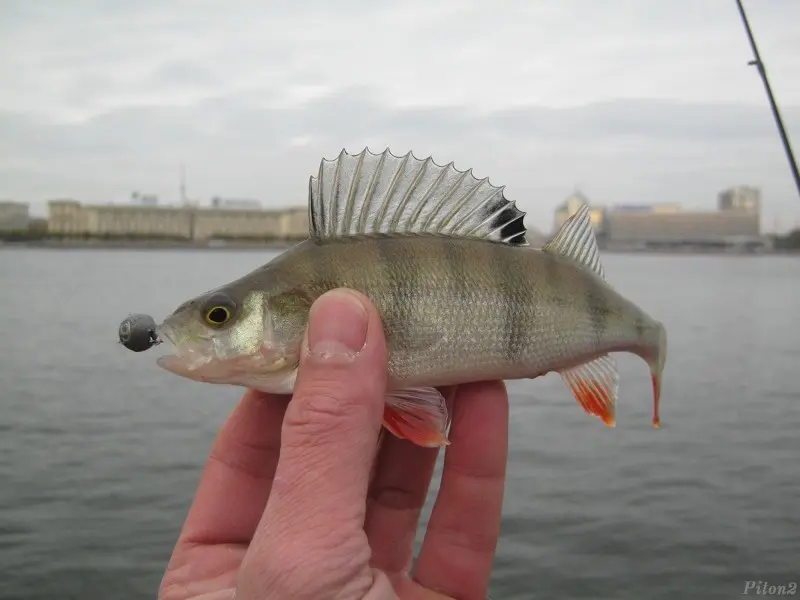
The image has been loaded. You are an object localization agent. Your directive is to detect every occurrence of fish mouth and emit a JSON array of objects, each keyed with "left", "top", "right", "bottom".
[
  {"left": 154, "top": 323, "right": 216, "bottom": 372},
  {"left": 154, "top": 323, "right": 177, "bottom": 349},
  {"left": 156, "top": 343, "right": 298, "bottom": 391},
  {"left": 157, "top": 353, "right": 252, "bottom": 381},
  {"left": 154, "top": 322, "right": 298, "bottom": 388}
]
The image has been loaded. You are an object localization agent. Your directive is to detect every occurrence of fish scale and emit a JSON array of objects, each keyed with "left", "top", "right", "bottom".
[
  {"left": 263, "top": 234, "right": 637, "bottom": 388},
  {"left": 122, "top": 147, "right": 667, "bottom": 448}
]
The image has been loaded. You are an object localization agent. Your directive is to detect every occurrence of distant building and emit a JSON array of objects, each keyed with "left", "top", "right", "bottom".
[
  {"left": 130, "top": 191, "right": 159, "bottom": 206},
  {"left": 193, "top": 206, "right": 305, "bottom": 240},
  {"left": 717, "top": 185, "right": 761, "bottom": 214},
  {"left": 46, "top": 200, "right": 308, "bottom": 240},
  {"left": 604, "top": 210, "right": 760, "bottom": 245},
  {"left": 49, "top": 200, "right": 196, "bottom": 238},
  {"left": 553, "top": 191, "right": 606, "bottom": 234},
  {"left": 0, "top": 200, "right": 31, "bottom": 231},
  {"left": 611, "top": 203, "right": 682, "bottom": 214},
  {"left": 605, "top": 191, "right": 760, "bottom": 246},
  {"left": 611, "top": 204, "right": 652, "bottom": 213},
  {"left": 210, "top": 196, "right": 262, "bottom": 210},
  {"left": 49, "top": 199, "right": 96, "bottom": 235},
  {"left": 552, "top": 187, "right": 763, "bottom": 249}
]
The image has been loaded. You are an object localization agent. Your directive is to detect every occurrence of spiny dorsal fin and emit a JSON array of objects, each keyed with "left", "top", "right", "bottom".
[
  {"left": 308, "top": 147, "right": 528, "bottom": 245},
  {"left": 542, "top": 204, "right": 605, "bottom": 280}
]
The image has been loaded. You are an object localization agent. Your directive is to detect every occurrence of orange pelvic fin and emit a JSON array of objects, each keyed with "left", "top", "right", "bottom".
[
  {"left": 559, "top": 354, "right": 619, "bottom": 427},
  {"left": 383, "top": 387, "right": 450, "bottom": 448}
]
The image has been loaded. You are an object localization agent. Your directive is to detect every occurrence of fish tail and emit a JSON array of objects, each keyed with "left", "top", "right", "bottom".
[
  {"left": 558, "top": 317, "right": 666, "bottom": 430},
  {"left": 647, "top": 320, "right": 667, "bottom": 429}
]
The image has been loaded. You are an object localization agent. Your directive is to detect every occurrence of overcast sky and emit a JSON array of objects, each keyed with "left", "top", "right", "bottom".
[{"left": 1, "top": 0, "right": 798, "bottom": 233}]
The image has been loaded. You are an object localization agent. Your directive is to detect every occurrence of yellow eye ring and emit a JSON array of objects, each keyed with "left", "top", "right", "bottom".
[{"left": 204, "top": 305, "right": 231, "bottom": 326}]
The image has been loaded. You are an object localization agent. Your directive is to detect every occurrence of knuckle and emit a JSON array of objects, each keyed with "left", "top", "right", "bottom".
[
  {"left": 368, "top": 483, "right": 426, "bottom": 512},
  {"left": 283, "top": 378, "right": 366, "bottom": 442},
  {"left": 239, "top": 533, "right": 370, "bottom": 599},
  {"left": 428, "top": 519, "right": 499, "bottom": 556}
]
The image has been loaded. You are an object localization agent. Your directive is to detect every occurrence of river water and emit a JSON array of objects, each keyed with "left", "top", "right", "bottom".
[{"left": 0, "top": 247, "right": 798, "bottom": 599}]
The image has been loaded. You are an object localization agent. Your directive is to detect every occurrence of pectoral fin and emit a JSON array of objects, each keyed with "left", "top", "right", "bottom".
[
  {"left": 559, "top": 354, "right": 619, "bottom": 427},
  {"left": 383, "top": 386, "right": 451, "bottom": 448}
]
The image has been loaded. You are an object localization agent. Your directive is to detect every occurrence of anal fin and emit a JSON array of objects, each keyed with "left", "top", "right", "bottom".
[
  {"left": 383, "top": 387, "right": 451, "bottom": 448},
  {"left": 559, "top": 354, "right": 619, "bottom": 427}
]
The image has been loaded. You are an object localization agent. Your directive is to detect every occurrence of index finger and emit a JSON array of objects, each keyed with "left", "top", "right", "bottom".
[{"left": 413, "top": 380, "right": 509, "bottom": 600}]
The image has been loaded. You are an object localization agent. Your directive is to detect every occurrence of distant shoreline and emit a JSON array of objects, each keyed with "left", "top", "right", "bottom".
[
  {"left": 0, "top": 238, "right": 303, "bottom": 251},
  {"left": 1, "top": 236, "right": 796, "bottom": 255}
]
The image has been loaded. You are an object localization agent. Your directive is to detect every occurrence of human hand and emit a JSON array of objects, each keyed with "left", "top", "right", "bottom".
[{"left": 158, "top": 289, "right": 509, "bottom": 600}]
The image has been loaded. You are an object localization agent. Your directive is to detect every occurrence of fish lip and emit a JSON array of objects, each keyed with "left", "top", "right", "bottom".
[
  {"left": 153, "top": 323, "right": 194, "bottom": 364},
  {"left": 155, "top": 323, "right": 181, "bottom": 353},
  {"left": 156, "top": 345, "right": 212, "bottom": 373}
]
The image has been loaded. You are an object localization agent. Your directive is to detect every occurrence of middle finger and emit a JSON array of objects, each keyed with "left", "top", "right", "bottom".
[{"left": 364, "top": 387, "right": 456, "bottom": 575}]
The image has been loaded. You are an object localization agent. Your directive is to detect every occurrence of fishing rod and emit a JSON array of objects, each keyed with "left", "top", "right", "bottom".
[{"left": 734, "top": 0, "right": 800, "bottom": 200}]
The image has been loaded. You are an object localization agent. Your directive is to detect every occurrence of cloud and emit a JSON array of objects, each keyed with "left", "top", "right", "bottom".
[{"left": 0, "top": 0, "right": 798, "bottom": 231}]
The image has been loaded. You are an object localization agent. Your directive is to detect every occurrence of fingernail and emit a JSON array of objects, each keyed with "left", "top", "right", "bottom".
[{"left": 307, "top": 289, "right": 368, "bottom": 359}]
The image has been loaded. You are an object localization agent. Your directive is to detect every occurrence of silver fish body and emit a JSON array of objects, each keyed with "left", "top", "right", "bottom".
[
  {"left": 141, "top": 148, "right": 666, "bottom": 447},
  {"left": 255, "top": 233, "right": 662, "bottom": 391}
]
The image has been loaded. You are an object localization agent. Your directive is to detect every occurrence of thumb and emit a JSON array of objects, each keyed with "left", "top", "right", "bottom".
[{"left": 239, "top": 288, "right": 390, "bottom": 599}]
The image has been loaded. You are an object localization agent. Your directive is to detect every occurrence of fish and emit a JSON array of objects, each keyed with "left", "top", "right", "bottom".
[{"left": 142, "top": 147, "right": 667, "bottom": 448}]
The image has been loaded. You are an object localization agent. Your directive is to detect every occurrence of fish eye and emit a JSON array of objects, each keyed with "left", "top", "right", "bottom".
[
  {"left": 204, "top": 305, "right": 231, "bottom": 326},
  {"left": 201, "top": 293, "right": 236, "bottom": 327}
]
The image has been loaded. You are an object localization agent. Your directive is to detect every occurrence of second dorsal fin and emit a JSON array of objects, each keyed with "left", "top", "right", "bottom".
[
  {"left": 307, "top": 147, "right": 528, "bottom": 245},
  {"left": 542, "top": 204, "right": 606, "bottom": 280}
]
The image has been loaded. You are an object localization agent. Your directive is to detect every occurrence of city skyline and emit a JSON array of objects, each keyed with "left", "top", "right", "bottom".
[
  {"left": 1, "top": 1, "right": 799, "bottom": 230},
  {"left": 5, "top": 181, "right": 773, "bottom": 233},
  {"left": 0, "top": 182, "right": 778, "bottom": 251}
]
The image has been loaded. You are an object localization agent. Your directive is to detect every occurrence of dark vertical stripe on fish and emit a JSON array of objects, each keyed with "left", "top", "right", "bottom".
[
  {"left": 585, "top": 280, "right": 609, "bottom": 346},
  {"left": 434, "top": 243, "right": 470, "bottom": 358},
  {"left": 309, "top": 238, "right": 331, "bottom": 292},
  {"left": 544, "top": 253, "right": 568, "bottom": 308},
  {"left": 442, "top": 239, "right": 468, "bottom": 329},
  {"left": 375, "top": 237, "right": 408, "bottom": 351},
  {"left": 492, "top": 243, "right": 526, "bottom": 366}
]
